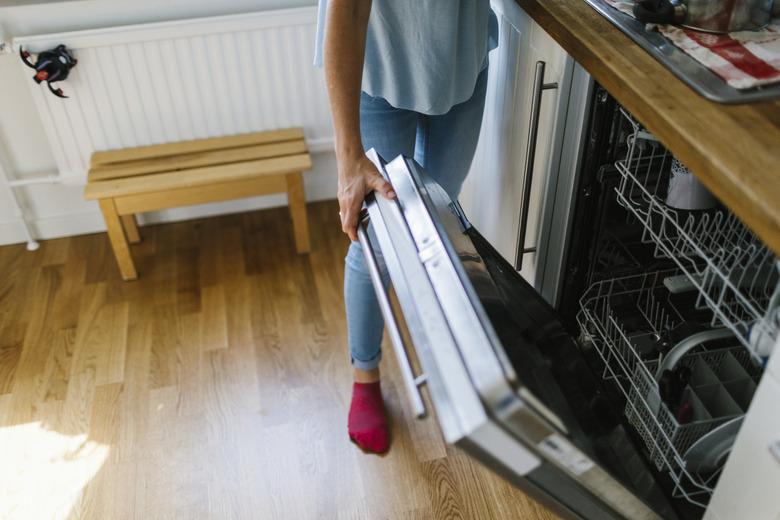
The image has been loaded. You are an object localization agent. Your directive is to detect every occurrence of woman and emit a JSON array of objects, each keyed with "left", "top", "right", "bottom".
[{"left": 316, "top": 0, "right": 497, "bottom": 454}]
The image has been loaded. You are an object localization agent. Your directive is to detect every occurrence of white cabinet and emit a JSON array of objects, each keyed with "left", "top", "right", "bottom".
[
  {"left": 460, "top": 4, "right": 571, "bottom": 287},
  {"left": 705, "top": 345, "right": 780, "bottom": 520}
]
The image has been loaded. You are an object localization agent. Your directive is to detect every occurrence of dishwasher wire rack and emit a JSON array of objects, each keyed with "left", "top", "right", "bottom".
[
  {"left": 613, "top": 109, "right": 780, "bottom": 361},
  {"left": 578, "top": 271, "right": 762, "bottom": 508}
]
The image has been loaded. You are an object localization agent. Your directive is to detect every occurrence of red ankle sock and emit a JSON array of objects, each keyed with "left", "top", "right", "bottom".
[{"left": 348, "top": 382, "right": 389, "bottom": 454}]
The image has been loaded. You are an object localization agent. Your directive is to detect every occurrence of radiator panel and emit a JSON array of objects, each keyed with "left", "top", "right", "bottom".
[{"left": 13, "top": 7, "right": 331, "bottom": 181}]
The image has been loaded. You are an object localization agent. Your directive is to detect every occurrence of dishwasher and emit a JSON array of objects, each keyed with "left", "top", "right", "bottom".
[{"left": 356, "top": 87, "right": 780, "bottom": 519}]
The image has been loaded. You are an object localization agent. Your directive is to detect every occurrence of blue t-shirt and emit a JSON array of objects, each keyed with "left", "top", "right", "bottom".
[{"left": 314, "top": 0, "right": 498, "bottom": 116}]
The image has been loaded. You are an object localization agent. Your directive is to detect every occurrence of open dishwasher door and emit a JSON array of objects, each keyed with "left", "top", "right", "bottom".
[{"left": 359, "top": 151, "right": 677, "bottom": 520}]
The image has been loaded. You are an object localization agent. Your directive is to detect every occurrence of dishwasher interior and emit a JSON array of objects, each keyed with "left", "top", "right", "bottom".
[{"left": 557, "top": 91, "right": 779, "bottom": 516}]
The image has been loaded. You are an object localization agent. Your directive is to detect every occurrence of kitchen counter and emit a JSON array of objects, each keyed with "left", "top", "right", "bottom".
[{"left": 516, "top": 0, "right": 780, "bottom": 256}]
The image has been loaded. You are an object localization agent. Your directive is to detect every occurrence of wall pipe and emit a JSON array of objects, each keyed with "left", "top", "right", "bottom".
[
  {"left": 8, "top": 174, "right": 63, "bottom": 187},
  {"left": 0, "top": 23, "right": 41, "bottom": 250},
  {"left": 0, "top": 155, "right": 40, "bottom": 251}
]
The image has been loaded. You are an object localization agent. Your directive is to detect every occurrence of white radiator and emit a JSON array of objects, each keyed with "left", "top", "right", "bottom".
[{"left": 12, "top": 6, "right": 331, "bottom": 182}]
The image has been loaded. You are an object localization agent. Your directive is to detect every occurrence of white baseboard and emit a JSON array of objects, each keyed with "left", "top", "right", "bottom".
[
  {"left": 0, "top": 220, "right": 31, "bottom": 245},
  {"left": 0, "top": 210, "right": 106, "bottom": 245}
]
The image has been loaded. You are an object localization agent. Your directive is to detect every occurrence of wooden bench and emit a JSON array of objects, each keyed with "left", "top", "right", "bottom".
[{"left": 85, "top": 128, "right": 312, "bottom": 281}]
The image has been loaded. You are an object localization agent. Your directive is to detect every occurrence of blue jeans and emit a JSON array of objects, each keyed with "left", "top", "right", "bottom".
[{"left": 344, "top": 68, "right": 488, "bottom": 370}]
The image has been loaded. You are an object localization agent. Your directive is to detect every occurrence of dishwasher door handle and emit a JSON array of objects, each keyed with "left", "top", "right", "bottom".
[
  {"left": 357, "top": 214, "right": 428, "bottom": 419},
  {"left": 515, "top": 61, "right": 558, "bottom": 271}
]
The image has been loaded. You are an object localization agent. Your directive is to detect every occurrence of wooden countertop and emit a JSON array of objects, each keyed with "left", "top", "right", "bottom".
[{"left": 516, "top": 0, "right": 780, "bottom": 256}]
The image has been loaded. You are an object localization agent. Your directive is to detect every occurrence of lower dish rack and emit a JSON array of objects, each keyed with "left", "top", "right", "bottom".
[
  {"left": 578, "top": 271, "right": 762, "bottom": 508},
  {"left": 613, "top": 108, "right": 780, "bottom": 363}
]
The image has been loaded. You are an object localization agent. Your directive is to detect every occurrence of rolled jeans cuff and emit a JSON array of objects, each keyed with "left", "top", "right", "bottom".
[{"left": 351, "top": 350, "right": 382, "bottom": 371}]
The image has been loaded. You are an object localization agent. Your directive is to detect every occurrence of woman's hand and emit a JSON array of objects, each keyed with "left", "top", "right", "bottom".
[{"left": 337, "top": 153, "right": 395, "bottom": 241}]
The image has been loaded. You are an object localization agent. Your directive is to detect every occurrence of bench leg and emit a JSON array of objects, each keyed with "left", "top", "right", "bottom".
[
  {"left": 121, "top": 214, "right": 141, "bottom": 244},
  {"left": 286, "top": 171, "right": 311, "bottom": 254},
  {"left": 99, "top": 198, "right": 138, "bottom": 281}
]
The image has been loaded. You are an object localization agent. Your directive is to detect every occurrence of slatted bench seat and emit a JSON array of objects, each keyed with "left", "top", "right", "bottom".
[{"left": 84, "top": 128, "right": 312, "bottom": 281}]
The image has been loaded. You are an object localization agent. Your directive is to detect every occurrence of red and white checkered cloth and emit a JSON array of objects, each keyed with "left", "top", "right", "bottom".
[{"left": 605, "top": 1, "right": 780, "bottom": 90}]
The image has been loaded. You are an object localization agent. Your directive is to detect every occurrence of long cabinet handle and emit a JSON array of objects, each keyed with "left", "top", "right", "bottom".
[
  {"left": 357, "top": 215, "right": 427, "bottom": 419},
  {"left": 515, "top": 61, "right": 558, "bottom": 271}
]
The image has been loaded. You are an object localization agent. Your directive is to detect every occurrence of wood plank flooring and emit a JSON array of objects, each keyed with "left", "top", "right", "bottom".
[{"left": 0, "top": 201, "right": 557, "bottom": 520}]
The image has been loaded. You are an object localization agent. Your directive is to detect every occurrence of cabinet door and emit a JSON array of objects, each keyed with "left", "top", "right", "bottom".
[
  {"left": 517, "top": 24, "right": 570, "bottom": 285},
  {"left": 705, "top": 348, "right": 780, "bottom": 519},
  {"left": 460, "top": 7, "right": 571, "bottom": 288}
]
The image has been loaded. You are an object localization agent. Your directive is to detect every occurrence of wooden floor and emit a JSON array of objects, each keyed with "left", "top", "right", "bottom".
[{"left": 0, "top": 200, "right": 556, "bottom": 520}]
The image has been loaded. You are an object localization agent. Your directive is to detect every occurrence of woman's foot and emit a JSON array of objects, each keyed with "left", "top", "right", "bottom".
[{"left": 348, "top": 371, "right": 389, "bottom": 454}]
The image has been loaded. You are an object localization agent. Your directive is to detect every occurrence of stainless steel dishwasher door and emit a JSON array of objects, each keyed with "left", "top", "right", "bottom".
[{"left": 358, "top": 150, "right": 669, "bottom": 520}]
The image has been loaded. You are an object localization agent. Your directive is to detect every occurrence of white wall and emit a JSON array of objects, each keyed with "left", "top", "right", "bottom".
[{"left": 0, "top": 0, "right": 335, "bottom": 246}]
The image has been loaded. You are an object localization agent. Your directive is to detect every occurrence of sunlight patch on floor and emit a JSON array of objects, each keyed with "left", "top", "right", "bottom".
[{"left": 0, "top": 421, "right": 109, "bottom": 520}]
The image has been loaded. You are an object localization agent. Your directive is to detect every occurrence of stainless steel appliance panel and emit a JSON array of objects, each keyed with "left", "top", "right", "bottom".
[{"left": 361, "top": 151, "right": 669, "bottom": 519}]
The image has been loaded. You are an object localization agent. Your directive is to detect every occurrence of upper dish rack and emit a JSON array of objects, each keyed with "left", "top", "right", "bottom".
[{"left": 614, "top": 109, "right": 780, "bottom": 362}]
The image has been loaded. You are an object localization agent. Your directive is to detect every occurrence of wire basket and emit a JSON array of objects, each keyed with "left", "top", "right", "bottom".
[
  {"left": 614, "top": 109, "right": 780, "bottom": 361},
  {"left": 625, "top": 349, "right": 757, "bottom": 468},
  {"left": 578, "top": 271, "right": 762, "bottom": 508}
]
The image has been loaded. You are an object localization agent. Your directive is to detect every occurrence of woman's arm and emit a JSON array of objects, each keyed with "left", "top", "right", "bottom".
[{"left": 324, "top": 0, "right": 395, "bottom": 241}]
